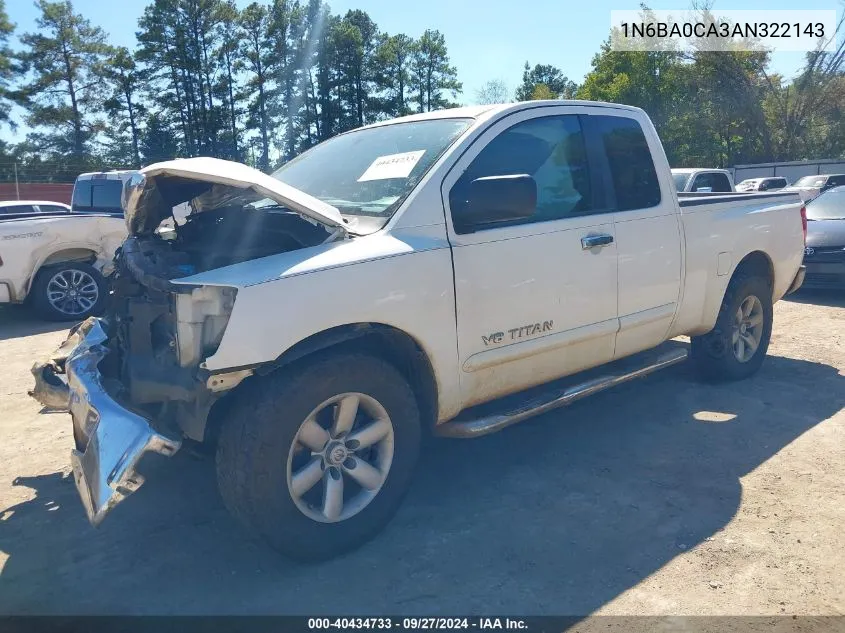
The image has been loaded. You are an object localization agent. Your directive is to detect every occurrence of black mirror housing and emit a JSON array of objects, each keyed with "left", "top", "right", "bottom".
[{"left": 455, "top": 174, "right": 537, "bottom": 232}]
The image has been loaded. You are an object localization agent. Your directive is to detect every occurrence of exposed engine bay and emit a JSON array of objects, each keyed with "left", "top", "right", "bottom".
[{"left": 99, "top": 163, "right": 339, "bottom": 441}]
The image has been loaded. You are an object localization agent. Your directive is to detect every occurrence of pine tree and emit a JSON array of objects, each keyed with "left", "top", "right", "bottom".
[
  {"left": 237, "top": 2, "right": 274, "bottom": 170},
  {"left": 15, "top": 0, "right": 111, "bottom": 160},
  {"left": 0, "top": 0, "right": 14, "bottom": 130},
  {"left": 410, "top": 29, "right": 461, "bottom": 112},
  {"left": 103, "top": 46, "right": 144, "bottom": 167},
  {"left": 515, "top": 62, "right": 578, "bottom": 101}
]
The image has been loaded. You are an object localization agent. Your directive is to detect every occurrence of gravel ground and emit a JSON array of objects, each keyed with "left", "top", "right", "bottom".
[{"left": 0, "top": 291, "right": 843, "bottom": 616}]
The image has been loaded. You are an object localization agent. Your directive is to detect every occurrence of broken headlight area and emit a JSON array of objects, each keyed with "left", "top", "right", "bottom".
[
  {"left": 101, "top": 164, "right": 339, "bottom": 440},
  {"left": 101, "top": 238, "right": 242, "bottom": 441}
]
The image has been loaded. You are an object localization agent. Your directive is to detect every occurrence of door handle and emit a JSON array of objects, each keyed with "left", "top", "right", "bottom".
[{"left": 581, "top": 234, "right": 614, "bottom": 250}]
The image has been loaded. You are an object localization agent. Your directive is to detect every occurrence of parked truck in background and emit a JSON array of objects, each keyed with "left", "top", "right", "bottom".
[
  {"left": 672, "top": 168, "right": 735, "bottom": 193},
  {"left": 31, "top": 101, "right": 806, "bottom": 561},
  {"left": 0, "top": 205, "right": 125, "bottom": 320}
]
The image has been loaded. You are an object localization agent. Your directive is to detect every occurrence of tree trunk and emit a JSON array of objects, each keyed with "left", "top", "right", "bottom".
[
  {"left": 123, "top": 76, "right": 141, "bottom": 167},
  {"left": 224, "top": 46, "right": 238, "bottom": 155},
  {"left": 60, "top": 38, "right": 83, "bottom": 156},
  {"left": 255, "top": 42, "right": 270, "bottom": 170}
]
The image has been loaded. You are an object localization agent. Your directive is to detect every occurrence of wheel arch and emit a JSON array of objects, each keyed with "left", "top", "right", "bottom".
[
  {"left": 25, "top": 246, "right": 101, "bottom": 298},
  {"left": 689, "top": 249, "right": 776, "bottom": 337},
  {"left": 206, "top": 322, "right": 440, "bottom": 443},
  {"left": 732, "top": 250, "right": 775, "bottom": 292}
]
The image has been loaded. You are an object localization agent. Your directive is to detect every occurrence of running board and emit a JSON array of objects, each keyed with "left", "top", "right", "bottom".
[{"left": 435, "top": 348, "right": 688, "bottom": 438}]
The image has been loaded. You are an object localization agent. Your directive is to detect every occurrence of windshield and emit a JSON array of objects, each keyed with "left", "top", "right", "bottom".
[
  {"left": 271, "top": 119, "right": 471, "bottom": 220},
  {"left": 794, "top": 176, "right": 826, "bottom": 188},
  {"left": 806, "top": 189, "right": 845, "bottom": 220},
  {"left": 672, "top": 173, "right": 690, "bottom": 191}
]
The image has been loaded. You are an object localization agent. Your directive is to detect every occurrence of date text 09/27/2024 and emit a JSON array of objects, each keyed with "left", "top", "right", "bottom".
[{"left": 307, "top": 618, "right": 529, "bottom": 630}]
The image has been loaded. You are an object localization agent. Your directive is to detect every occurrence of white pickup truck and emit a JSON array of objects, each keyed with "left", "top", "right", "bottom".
[
  {"left": 31, "top": 101, "right": 806, "bottom": 561},
  {"left": 0, "top": 209, "right": 125, "bottom": 320}
]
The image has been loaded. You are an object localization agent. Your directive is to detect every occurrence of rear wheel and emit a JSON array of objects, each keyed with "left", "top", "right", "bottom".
[
  {"left": 30, "top": 262, "right": 107, "bottom": 322},
  {"left": 690, "top": 274, "right": 773, "bottom": 381},
  {"left": 216, "top": 353, "right": 421, "bottom": 561}
]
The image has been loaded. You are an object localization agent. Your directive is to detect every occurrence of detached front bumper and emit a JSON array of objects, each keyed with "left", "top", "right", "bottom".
[{"left": 29, "top": 318, "right": 181, "bottom": 526}]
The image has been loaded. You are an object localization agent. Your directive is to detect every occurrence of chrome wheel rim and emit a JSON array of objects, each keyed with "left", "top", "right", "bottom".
[
  {"left": 732, "top": 295, "right": 764, "bottom": 363},
  {"left": 286, "top": 392, "right": 394, "bottom": 523},
  {"left": 46, "top": 269, "right": 99, "bottom": 316}
]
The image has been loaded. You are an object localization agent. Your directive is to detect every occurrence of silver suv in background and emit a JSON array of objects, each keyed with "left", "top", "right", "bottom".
[
  {"left": 736, "top": 177, "right": 788, "bottom": 192},
  {"left": 783, "top": 174, "right": 845, "bottom": 202}
]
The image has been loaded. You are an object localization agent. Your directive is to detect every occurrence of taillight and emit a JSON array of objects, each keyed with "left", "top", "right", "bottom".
[{"left": 800, "top": 205, "right": 807, "bottom": 244}]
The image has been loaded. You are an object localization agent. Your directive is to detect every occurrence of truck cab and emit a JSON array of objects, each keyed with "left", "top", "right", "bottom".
[
  {"left": 71, "top": 170, "right": 135, "bottom": 215},
  {"left": 672, "top": 168, "right": 735, "bottom": 193},
  {"left": 32, "top": 101, "right": 806, "bottom": 561}
]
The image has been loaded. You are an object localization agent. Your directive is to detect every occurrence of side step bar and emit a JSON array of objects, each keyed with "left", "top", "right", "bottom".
[{"left": 435, "top": 348, "right": 688, "bottom": 438}]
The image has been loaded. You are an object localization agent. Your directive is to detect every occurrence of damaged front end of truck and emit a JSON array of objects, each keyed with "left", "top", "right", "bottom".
[{"left": 29, "top": 157, "right": 348, "bottom": 525}]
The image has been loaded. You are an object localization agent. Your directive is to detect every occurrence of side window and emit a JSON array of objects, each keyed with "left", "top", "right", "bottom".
[
  {"left": 590, "top": 115, "right": 661, "bottom": 210},
  {"left": 827, "top": 176, "right": 845, "bottom": 188},
  {"left": 0, "top": 205, "right": 36, "bottom": 214},
  {"left": 38, "top": 205, "right": 70, "bottom": 214},
  {"left": 691, "top": 173, "right": 713, "bottom": 191},
  {"left": 450, "top": 114, "right": 592, "bottom": 231},
  {"left": 72, "top": 180, "right": 92, "bottom": 209},
  {"left": 711, "top": 173, "right": 732, "bottom": 192}
]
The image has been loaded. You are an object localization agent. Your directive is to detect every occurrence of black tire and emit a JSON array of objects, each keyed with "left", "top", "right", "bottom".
[
  {"left": 30, "top": 262, "right": 107, "bottom": 322},
  {"left": 690, "top": 274, "right": 773, "bottom": 382},
  {"left": 216, "top": 352, "right": 421, "bottom": 561}
]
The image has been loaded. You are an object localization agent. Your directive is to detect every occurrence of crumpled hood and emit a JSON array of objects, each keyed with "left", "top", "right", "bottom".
[{"left": 122, "top": 157, "right": 346, "bottom": 235}]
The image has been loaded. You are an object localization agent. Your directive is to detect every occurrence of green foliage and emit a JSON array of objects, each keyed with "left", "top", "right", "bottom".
[
  {"left": 411, "top": 29, "right": 461, "bottom": 112},
  {"left": 0, "top": 0, "right": 14, "bottom": 130},
  {"left": 139, "top": 112, "right": 181, "bottom": 163},
  {"left": 102, "top": 46, "right": 145, "bottom": 167},
  {"left": 577, "top": 30, "right": 845, "bottom": 167},
  {"left": 3, "top": 0, "right": 843, "bottom": 184},
  {"left": 516, "top": 62, "right": 578, "bottom": 101},
  {"left": 15, "top": 0, "right": 111, "bottom": 158}
]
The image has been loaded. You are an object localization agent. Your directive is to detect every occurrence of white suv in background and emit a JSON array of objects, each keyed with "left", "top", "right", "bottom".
[
  {"left": 736, "top": 177, "right": 788, "bottom": 192},
  {"left": 0, "top": 200, "right": 71, "bottom": 217}
]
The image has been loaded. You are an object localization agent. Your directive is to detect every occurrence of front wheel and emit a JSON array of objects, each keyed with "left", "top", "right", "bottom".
[
  {"left": 30, "top": 262, "right": 107, "bottom": 322},
  {"left": 690, "top": 274, "right": 773, "bottom": 381},
  {"left": 216, "top": 353, "right": 421, "bottom": 561}
]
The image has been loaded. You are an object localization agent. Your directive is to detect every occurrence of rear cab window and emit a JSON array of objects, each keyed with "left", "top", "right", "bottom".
[
  {"left": 586, "top": 115, "right": 661, "bottom": 211},
  {"left": 691, "top": 172, "right": 732, "bottom": 193},
  {"left": 72, "top": 178, "right": 124, "bottom": 213}
]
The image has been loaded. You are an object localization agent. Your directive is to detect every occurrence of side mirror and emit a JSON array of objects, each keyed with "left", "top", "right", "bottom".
[{"left": 455, "top": 174, "right": 537, "bottom": 232}]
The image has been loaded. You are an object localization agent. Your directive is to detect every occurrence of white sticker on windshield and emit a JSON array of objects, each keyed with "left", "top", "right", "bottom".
[{"left": 357, "top": 150, "right": 426, "bottom": 182}]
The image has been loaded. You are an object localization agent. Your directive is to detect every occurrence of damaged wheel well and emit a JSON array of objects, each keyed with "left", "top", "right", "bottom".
[
  {"left": 40, "top": 247, "right": 98, "bottom": 268},
  {"left": 205, "top": 323, "right": 439, "bottom": 444},
  {"left": 27, "top": 248, "right": 99, "bottom": 296}
]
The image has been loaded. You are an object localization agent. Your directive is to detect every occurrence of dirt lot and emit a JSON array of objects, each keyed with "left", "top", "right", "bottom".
[{"left": 0, "top": 292, "right": 843, "bottom": 616}]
